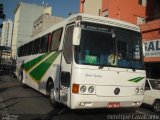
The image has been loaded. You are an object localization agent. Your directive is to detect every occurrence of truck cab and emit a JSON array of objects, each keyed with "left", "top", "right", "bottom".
[{"left": 143, "top": 78, "right": 160, "bottom": 113}]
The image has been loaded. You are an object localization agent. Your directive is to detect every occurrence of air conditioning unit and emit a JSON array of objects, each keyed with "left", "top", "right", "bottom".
[{"left": 137, "top": 17, "right": 146, "bottom": 25}]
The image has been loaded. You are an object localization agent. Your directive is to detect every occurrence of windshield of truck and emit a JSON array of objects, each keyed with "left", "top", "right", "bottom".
[
  {"left": 149, "top": 80, "right": 160, "bottom": 90},
  {"left": 74, "top": 22, "right": 144, "bottom": 69}
]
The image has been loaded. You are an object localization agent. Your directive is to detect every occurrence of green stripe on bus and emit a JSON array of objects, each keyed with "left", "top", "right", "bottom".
[
  {"left": 29, "top": 52, "right": 59, "bottom": 82},
  {"left": 128, "top": 77, "right": 140, "bottom": 81},
  {"left": 22, "top": 53, "right": 50, "bottom": 72},
  {"left": 133, "top": 77, "right": 144, "bottom": 82},
  {"left": 128, "top": 77, "right": 144, "bottom": 83}
]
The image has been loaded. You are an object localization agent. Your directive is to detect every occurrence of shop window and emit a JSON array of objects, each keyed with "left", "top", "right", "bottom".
[
  {"left": 102, "top": 9, "right": 108, "bottom": 17},
  {"left": 138, "top": 0, "right": 142, "bottom": 5},
  {"left": 138, "top": 0, "right": 146, "bottom": 6}
]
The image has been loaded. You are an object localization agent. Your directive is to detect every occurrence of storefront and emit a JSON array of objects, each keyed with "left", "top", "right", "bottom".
[{"left": 144, "top": 39, "right": 160, "bottom": 79}]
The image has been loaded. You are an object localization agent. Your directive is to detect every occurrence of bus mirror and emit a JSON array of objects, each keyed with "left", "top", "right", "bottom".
[
  {"left": 111, "top": 29, "right": 115, "bottom": 38},
  {"left": 73, "top": 27, "right": 81, "bottom": 45},
  {"left": 112, "top": 33, "right": 115, "bottom": 38}
]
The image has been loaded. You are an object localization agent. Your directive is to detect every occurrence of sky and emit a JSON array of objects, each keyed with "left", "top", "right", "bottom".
[{"left": 0, "top": 0, "right": 80, "bottom": 21}]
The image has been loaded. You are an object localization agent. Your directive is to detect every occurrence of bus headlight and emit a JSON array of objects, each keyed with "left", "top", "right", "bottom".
[
  {"left": 88, "top": 86, "right": 94, "bottom": 93},
  {"left": 135, "top": 87, "right": 139, "bottom": 94},
  {"left": 140, "top": 87, "right": 144, "bottom": 94},
  {"left": 80, "top": 86, "right": 86, "bottom": 93}
]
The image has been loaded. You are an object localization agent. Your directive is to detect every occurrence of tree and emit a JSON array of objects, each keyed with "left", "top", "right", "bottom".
[
  {"left": 0, "top": 3, "right": 5, "bottom": 20},
  {"left": 0, "top": 23, "right": 3, "bottom": 28}
]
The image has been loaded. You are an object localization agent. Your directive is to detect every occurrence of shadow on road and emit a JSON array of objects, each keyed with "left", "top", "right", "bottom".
[
  {"left": 0, "top": 102, "right": 18, "bottom": 111},
  {"left": 0, "top": 96, "right": 44, "bottom": 104},
  {"left": 30, "top": 104, "right": 68, "bottom": 120},
  {"left": 30, "top": 106, "right": 136, "bottom": 120},
  {"left": 0, "top": 88, "right": 8, "bottom": 93},
  {"left": 0, "top": 84, "right": 22, "bottom": 94}
]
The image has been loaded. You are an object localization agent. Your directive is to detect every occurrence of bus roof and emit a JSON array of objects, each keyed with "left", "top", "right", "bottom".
[
  {"left": 39, "top": 13, "right": 140, "bottom": 38},
  {"left": 66, "top": 13, "right": 140, "bottom": 32},
  {"left": 20, "top": 13, "right": 141, "bottom": 47}
]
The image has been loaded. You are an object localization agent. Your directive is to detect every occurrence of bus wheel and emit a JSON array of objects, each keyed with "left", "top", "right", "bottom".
[
  {"left": 153, "top": 100, "right": 160, "bottom": 113},
  {"left": 47, "top": 80, "right": 58, "bottom": 107},
  {"left": 20, "top": 72, "right": 27, "bottom": 88}
]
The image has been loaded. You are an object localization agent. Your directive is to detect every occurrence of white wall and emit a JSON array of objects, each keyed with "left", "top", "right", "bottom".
[
  {"left": 12, "top": 2, "right": 48, "bottom": 59},
  {"left": 1, "top": 19, "right": 13, "bottom": 47},
  {"left": 83, "top": 0, "right": 102, "bottom": 16}
]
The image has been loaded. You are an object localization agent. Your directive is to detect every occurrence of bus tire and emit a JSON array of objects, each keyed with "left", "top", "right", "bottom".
[
  {"left": 20, "top": 71, "right": 27, "bottom": 88},
  {"left": 153, "top": 100, "right": 160, "bottom": 113},
  {"left": 47, "top": 80, "right": 59, "bottom": 107}
]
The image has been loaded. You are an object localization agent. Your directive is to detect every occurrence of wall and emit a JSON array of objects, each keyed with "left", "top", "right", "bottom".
[
  {"left": 101, "top": 0, "right": 146, "bottom": 24},
  {"left": 80, "top": 0, "right": 102, "bottom": 16},
  {"left": 1, "top": 20, "right": 13, "bottom": 47},
  {"left": 140, "top": 19, "right": 160, "bottom": 62},
  {"left": 12, "top": 2, "right": 46, "bottom": 59}
]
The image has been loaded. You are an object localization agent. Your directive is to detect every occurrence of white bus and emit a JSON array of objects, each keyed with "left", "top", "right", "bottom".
[{"left": 16, "top": 13, "right": 146, "bottom": 109}]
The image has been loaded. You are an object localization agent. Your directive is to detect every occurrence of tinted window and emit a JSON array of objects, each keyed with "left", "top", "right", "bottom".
[
  {"left": 50, "top": 28, "right": 63, "bottom": 51},
  {"left": 63, "top": 25, "right": 74, "bottom": 64},
  {"left": 23, "top": 44, "right": 28, "bottom": 56},
  {"left": 40, "top": 35, "right": 49, "bottom": 53},
  {"left": 32, "top": 38, "right": 40, "bottom": 54},
  {"left": 20, "top": 46, "right": 24, "bottom": 56},
  {"left": 28, "top": 41, "right": 33, "bottom": 55},
  {"left": 18, "top": 46, "right": 22, "bottom": 57},
  {"left": 145, "top": 80, "right": 150, "bottom": 90}
]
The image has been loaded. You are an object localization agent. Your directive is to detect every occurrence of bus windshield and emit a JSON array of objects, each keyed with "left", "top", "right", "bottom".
[{"left": 74, "top": 22, "right": 144, "bottom": 69}]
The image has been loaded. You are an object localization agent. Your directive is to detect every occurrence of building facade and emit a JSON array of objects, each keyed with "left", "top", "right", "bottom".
[
  {"left": 1, "top": 19, "right": 13, "bottom": 47},
  {"left": 80, "top": 0, "right": 160, "bottom": 79},
  {"left": 32, "top": 13, "right": 64, "bottom": 36},
  {"left": 80, "top": 0, "right": 102, "bottom": 16},
  {"left": 12, "top": 2, "right": 51, "bottom": 59},
  {"left": 0, "top": 19, "right": 13, "bottom": 64}
]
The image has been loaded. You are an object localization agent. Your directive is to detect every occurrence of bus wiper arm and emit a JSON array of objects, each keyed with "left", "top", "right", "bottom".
[
  {"left": 98, "top": 64, "right": 105, "bottom": 69},
  {"left": 129, "top": 61, "right": 136, "bottom": 71}
]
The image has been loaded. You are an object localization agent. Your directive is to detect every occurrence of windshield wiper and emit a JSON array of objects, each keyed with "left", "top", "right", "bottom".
[
  {"left": 98, "top": 64, "right": 105, "bottom": 69},
  {"left": 127, "top": 60, "right": 136, "bottom": 71}
]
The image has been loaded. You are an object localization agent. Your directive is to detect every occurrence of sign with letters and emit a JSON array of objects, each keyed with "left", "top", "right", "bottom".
[{"left": 144, "top": 40, "right": 160, "bottom": 57}]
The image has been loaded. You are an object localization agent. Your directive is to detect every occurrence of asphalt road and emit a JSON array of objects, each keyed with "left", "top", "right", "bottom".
[{"left": 0, "top": 75, "right": 159, "bottom": 120}]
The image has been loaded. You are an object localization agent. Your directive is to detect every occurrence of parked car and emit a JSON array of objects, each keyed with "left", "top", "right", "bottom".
[
  {"left": 0, "top": 64, "right": 16, "bottom": 76},
  {"left": 0, "top": 65, "right": 10, "bottom": 75},
  {"left": 143, "top": 78, "right": 160, "bottom": 113}
]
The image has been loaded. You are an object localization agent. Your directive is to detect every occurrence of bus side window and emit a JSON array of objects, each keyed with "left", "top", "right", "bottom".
[
  {"left": 23, "top": 44, "right": 28, "bottom": 56},
  {"left": 21, "top": 46, "right": 24, "bottom": 56},
  {"left": 32, "top": 38, "right": 40, "bottom": 54},
  {"left": 25, "top": 43, "right": 29, "bottom": 56},
  {"left": 18, "top": 46, "right": 22, "bottom": 57},
  {"left": 50, "top": 28, "right": 63, "bottom": 52},
  {"left": 63, "top": 25, "right": 74, "bottom": 64},
  {"left": 28, "top": 41, "right": 33, "bottom": 55},
  {"left": 40, "top": 34, "right": 49, "bottom": 53}
]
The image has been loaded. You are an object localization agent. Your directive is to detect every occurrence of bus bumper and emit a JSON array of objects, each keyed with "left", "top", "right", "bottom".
[{"left": 70, "top": 94, "right": 143, "bottom": 109}]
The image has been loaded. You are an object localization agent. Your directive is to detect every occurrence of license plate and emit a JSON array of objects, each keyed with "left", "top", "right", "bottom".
[{"left": 107, "top": 102, "right": 120, "bottom": 108}]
